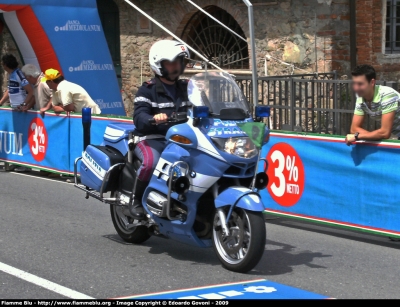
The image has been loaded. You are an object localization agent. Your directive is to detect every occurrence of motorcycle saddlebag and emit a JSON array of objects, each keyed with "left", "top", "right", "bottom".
[{"left": 80, "top": 145, "right": 125, "bottom": 192}]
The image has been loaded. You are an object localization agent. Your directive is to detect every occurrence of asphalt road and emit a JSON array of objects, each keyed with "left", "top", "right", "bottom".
[{"left": 0, "top": 169, "right": 399, "bottom": 299}]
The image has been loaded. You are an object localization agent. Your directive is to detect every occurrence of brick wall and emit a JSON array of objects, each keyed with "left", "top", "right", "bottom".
[
  {"left": 315, "top": 0, "right": 351, "bottom": 76},
  {"left": 0, "top": 0, "right": 353, "bottom": 116},
  {"left": 114, "top": 0, "right": 253, "bottom": 116},
  {"left": 356, "top": 0, "right": 400, "bottom": 81}
]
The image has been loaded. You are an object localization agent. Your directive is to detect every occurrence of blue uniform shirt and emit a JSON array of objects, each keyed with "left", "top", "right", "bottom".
[{"left": 133, "top": 77, "right": 190, "bottom": 136}]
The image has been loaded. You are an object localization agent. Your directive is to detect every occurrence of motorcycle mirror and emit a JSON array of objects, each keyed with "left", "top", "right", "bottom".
[
  {"left": 255, "top": 106, "right": 270, "bottom": 118},
  {"left": 174, "top": 112, "right": 189, "bottom": 122}
]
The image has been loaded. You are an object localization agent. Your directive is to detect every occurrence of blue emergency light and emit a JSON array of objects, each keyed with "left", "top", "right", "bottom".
[
  {"left": 193, "top": 106, "right": 209, "bottom": 118},
  {"left": 255, "top": 106, "right": 271, "bottom": 118}
]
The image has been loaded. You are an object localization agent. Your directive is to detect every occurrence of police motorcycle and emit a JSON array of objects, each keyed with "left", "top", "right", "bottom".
[{"left": 74, "top": 71, "right": 271, "bottom": 273}]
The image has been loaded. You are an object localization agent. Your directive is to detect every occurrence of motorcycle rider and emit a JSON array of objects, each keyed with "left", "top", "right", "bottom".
[{"left": 130, "top": 39, "right": 191, "bottom": 219}]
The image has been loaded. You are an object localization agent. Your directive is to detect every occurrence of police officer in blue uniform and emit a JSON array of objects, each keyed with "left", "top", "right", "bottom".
[{"left": 130, "top": 40, "right": 191, "bottom": 219}]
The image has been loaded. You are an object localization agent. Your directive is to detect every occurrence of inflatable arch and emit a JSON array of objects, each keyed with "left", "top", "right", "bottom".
[{"left": 0, "top": 0, "right": 126, "bottom": 115}]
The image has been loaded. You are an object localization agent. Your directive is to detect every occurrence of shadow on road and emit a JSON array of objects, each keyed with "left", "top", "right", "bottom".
[
  {"left": 251, "top": 239, "right": 331, "bottom": 276},
  {"left": 103, "top": 233, "right": 221, "bottom": 266},
  {"left": 145, "top": 238, "right": 221, "bottom": 267},
  {"left": 102, "top": 234, "right": 137, "bottom": 245},
  {"left": 102, "top": 233, "right": 331, "bottom": 276}
]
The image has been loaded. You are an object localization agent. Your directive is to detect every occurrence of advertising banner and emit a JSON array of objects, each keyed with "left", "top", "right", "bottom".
[
  {"left": 0, "top": 108, "right": 70, "bottom": 172},
  {"left": 0, "top": 0, "right": 125, "bottom": 116},
  {"left": 260, "top": 131, "right": 400, "bottom": 238},
  {"left": 33, "top": 2, "right": 125, "bottom": 115},
  {"left": 0, "top": 108, "right": 131, "bottom": 174},
  {"left": 2, "top": 108, "right": 399, "bottom": 238}
]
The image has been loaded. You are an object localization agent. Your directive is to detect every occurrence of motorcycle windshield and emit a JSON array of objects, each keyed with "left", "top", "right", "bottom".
[{"left": 188, "top": 72, "right": 250, "bottom": 119}]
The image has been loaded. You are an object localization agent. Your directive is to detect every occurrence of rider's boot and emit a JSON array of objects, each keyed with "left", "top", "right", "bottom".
[{"left": 128, "top": 178, "right": 148, "bottom": 220}]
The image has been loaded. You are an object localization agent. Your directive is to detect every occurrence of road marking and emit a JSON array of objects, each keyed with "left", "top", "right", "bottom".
[
  {"left": 115, "top": 279, "right": 332, "bottom": 300},
  {"left": 0, "top": 261, "right": 94, "bottom": 299},
  {"left": 219, "top": 290, "right": 244, "bottom": 297},
  {"left": 9, "top": 172, "right": 72, "bottom": 185},
  {"left": 114, "top": 279, "right": 267, "bottom": 299}
]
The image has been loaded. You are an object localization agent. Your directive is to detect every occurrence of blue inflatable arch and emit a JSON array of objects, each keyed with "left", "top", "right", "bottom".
[{"left": 0, "top": 0, "right": 126, "bottom": 115}]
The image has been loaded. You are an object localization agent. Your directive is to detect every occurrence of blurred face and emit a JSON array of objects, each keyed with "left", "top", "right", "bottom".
[
  {"left": 352, "top": 74, "right": 375, "bottom": 99},
  {"left": 46, "top": 80, "right": 57, "bottom": 91},
  {"left": 161, "top": 59, "right": 182, "bottom": 80},
  {"left": 26, "top": 75, "right": 38, "bottom": 85},
  {"left": 1, "top": 62, "right": 10, "bottom": 73}
]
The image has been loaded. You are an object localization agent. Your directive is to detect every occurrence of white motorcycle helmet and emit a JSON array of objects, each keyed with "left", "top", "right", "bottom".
[{"left": 149, "top": 40, "right": 190, "bottom": 81}]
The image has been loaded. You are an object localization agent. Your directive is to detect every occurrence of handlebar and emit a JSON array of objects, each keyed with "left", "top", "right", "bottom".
[
  {"left": 148, "top": 112, "right": 188, "bottom": 125},
  {"left": 148, "top": 117, "right": 173, "bottom": 125}
]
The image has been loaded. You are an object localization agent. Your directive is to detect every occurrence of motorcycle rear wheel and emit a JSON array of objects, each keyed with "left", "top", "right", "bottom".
[
  {"left": 110, "top": 202, "right": 151, "bottom": 244},
  {"left": 212, "top": 208, "right": 266, "bottom": 273}
]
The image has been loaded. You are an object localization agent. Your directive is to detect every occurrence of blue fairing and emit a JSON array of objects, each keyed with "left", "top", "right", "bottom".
[
  {"left": 214, "top": 187, "right": 265, "bottom": 212},
  {"left": 95, "top": 109, "right": 268, "bottom": 247},
  {"left": 142, "top": 142, "right": 230, "bottom": 247},
  {"left": 166, "top": 123, "right": 198, "bottom": 149},
  {"left": 102, "top": 122, "right": 136, "bottom": 156}
]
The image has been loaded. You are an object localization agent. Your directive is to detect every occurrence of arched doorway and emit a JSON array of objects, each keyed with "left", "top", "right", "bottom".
[
  {"left": 181, "top": 6, "right": 249, "bottom": 70},
  {"left": 97, "top": 0, "right": 121, "bottom": 88}
]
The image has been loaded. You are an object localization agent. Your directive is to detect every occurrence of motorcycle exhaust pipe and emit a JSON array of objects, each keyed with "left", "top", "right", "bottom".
[{"left": 82, "top": 108, "right": 91, "bottom": 151}]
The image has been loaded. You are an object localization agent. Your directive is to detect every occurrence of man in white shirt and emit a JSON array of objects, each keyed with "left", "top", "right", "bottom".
[
  {"left": 21, "top": 64, "right": 53, "bottom": 114},
  {"left": 41, "top": 68, "right": 101, "bottom": 115},
  {"left": 0, "top": 54, "right": 34, "bottom": 111}
]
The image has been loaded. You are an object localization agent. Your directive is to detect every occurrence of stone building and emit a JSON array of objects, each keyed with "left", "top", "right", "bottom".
[{"left": 0, "top": 0, "right": 398, "bottom": 116}]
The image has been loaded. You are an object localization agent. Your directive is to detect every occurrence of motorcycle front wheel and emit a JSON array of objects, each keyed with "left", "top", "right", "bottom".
[
  {"left": 110, "top": 201, "right": 151, "bottom": 244},
  {"left": 212, "top": 208, "right": 266, "bottom": 273}
]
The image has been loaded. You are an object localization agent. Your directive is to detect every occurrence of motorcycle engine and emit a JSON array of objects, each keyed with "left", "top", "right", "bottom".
[
  {"left": 146, "top": 191, "right": 187, "bottom": 218},
  {"left": 146, "top": 191, "right": 168, "bottom": 217}
]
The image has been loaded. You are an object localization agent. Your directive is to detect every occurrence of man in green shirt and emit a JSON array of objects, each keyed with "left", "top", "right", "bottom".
[{"left": 345, "top": 64, "right": 400, "bottom": 145}]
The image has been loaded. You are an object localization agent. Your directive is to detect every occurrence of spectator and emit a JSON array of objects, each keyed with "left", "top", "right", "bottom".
[
  {"left": 0, "top": 54, "right": 34, "bottom": 111},
  {"left": 21, "top": 64, "right": 53, "bottom": 114},
  {"left": 20, "top": 64, "right": 61, "bottom": 177},
  {"left": 345, "top": 64, "right": 400, "bottom": 145},
  {"left": 0, "top": 55, "right": 33, "bottom": 172},
  {"left": 42, "top": 69, "right": 101, "bottom": 115}
]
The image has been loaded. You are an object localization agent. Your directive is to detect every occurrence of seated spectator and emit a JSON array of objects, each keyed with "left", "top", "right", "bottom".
[
  {"left": 0, "top": 54, "right": 34, "bottom": 111},
  {"left": 42, "top": 69, "right": 101, "bottom": 115},
  {"left": 21, "top": 64, "right": 53, "bottom": 114}
]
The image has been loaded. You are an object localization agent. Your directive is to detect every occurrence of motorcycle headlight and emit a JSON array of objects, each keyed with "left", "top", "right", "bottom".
[{"left": 211, "top": 137, "right": 258, "bottom": 159}]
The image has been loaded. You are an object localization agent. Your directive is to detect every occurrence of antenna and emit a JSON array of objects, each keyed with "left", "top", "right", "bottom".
[
  {"left": 243, "top": 0, "right": 258, "bottom": 108},
  {"left": 186, "top": 0, "right": 247, "bottom": 43},
  {"left": 123, "top": 0, "right": 228, "bottom": 74}
]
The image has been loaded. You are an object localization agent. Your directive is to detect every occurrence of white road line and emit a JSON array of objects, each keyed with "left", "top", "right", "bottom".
[
  {"left": 9, "top": 172, "right": 72, "bottom": 185},
  {"left": 0, "top": 261, "right": 94, "bottom": 299}
]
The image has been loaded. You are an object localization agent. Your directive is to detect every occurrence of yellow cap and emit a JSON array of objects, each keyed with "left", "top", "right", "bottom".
[{"left": 41, "top": 68, "right": 61, "bottom": 82}]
